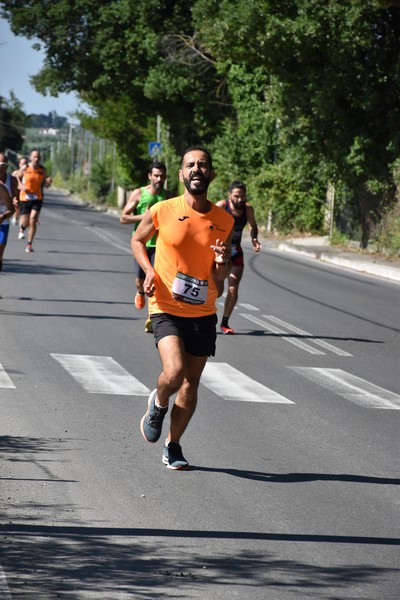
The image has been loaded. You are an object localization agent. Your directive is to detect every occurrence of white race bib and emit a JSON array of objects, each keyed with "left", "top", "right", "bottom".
[
  {"left": 26, "top": 193, "right": 38, "bottom": 200},
  {"left": 172, "top": 272, "right": 208, "bottom": 305}
]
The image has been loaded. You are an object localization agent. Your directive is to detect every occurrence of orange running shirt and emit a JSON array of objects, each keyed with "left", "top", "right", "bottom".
[
  {"left": 149, "top": 195, "right": 234, "bottom": 317},
  {"left": 19, "top": 166, "right": 46, "bottom": 201}
]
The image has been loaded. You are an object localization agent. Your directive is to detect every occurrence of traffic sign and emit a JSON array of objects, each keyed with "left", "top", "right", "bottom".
[{"left": 148, "top": 142, "right": 161, "bottom": 157}]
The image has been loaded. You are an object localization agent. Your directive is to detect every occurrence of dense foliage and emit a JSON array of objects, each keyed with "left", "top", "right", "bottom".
[
  {"left": 0, "top": 93, "right": 28, "bottom": 155},
  {"left": 1, "top": 0, "right": 399, "bottom": 240}
]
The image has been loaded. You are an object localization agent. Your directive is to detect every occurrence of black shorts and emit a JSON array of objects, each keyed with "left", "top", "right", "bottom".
[
  {"left": 135, "top": 247, "right": 155, "bottom": 279},
  {"left": 19, "top": 200, "right": 43, "bottom": 215},
  {"left": 151, "top": 313, "right": 218, "bottom": 357}
]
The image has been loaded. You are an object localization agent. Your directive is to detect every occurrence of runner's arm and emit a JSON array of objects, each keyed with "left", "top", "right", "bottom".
[
  {"left": 246, "top": 205, "right": 262, "bottom": 252},
  {"left": 12, "top": 169, "right": 25, "bottom": 192},
  {"left": 131, "top": 210, "right": 157, "bottom": 295},
  {"left": 120, "top": 188, "right": 142, "bottom": 224}
]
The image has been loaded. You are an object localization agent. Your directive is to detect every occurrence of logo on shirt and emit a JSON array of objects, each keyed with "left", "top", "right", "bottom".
[
  {"left": 178, "top": 215, "right": 189, "bottom": 221},
  {"left": 209, "top": 223, "right": 226, "bottom": 232}
]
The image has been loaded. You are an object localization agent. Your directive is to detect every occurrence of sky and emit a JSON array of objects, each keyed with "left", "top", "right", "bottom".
[{"left": 0, "top": 17, "right": 82, "bottom": 118}]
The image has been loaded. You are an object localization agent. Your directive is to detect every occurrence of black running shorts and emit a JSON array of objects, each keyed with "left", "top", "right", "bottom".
[
  {"left": 151, "top": 312, "right": 218, "bottom": 357},
  {"left": 19, "top": 199, "right": 43, "bottom": 214}
]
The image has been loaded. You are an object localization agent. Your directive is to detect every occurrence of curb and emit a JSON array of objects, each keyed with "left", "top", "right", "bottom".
[
  {"left": 278, "top": 242, "right": 320, "bottom": 260},
  {"left": 276, "top": 242, "right": 400, "bottom": 283},
  {"left": 320, "top": 253, "right": 400, "bottom": 282}
]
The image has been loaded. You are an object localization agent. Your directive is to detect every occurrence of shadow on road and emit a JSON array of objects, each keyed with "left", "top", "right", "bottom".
[{"left": 1, "top": 434, "right": 398, "bottom": 598}]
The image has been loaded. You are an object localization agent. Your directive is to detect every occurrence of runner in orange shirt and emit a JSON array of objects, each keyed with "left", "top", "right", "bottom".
[
  {"left": 132, "top": 146, "right": 234, "bottom": 469},
  {"left": 18, "top": 149, "right": 52, "bottom": 253}
]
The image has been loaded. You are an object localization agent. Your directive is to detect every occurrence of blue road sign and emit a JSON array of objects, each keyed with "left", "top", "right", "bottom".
[{"left": 148, "top": 142, "right": 162, "bottom": 157}]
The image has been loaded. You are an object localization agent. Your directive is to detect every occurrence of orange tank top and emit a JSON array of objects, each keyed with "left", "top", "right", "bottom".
[
  {"left": 149, "top": 195, "right": 234, "bottom": 317},
  {"left": 19, "top": 165, "right": 46, "bottom": 201}
]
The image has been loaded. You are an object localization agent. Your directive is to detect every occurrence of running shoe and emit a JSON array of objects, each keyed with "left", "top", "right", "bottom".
[
  {"left": 11, "top": 217, "right": 18, "bottom": 226},
  {"left": 220, "top": 324, "right": 235, "bottom": 335},
  {"left": 25, "top": 243, "right": 33, "bottom": 253},
  {"left": 18, "top": 231, "right": 25, "bottom": 240},
  {"left": 135, "top": 292, "right": 145, "bottom": 310},
  {"left": 162, "top": 442, "right": 189, "bottom": 470},
  {"left": 140, "top": 389, "right": 168, "bottom": 443},
  {"left": 144, "top": 317, "right": 153, "bottom": 333}
]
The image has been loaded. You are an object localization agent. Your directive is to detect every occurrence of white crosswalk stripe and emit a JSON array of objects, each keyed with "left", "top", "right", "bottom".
[
  {"left": 291, "top": 367, "right": 400, "bottom": 410},
  {"left": 3, "top": 356, "right": 397, "bottom": 411},
  {"left": 0, "top": 364, "right": 15, "bottom": 389},
  {"left": 51, "top": 354, "right": 150, "bottom": 395},
  {"left": 202, "top": 362, "right": 295, "bottom": 404},
  {"left": 240, "top": 313, "right": 326, "bottom": 355},
  {"left": 238, "top": 303, "right": 259, "bottom": 311}
]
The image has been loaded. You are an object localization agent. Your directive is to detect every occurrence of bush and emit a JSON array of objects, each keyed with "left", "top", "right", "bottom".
[{"left": 372, "top": 203, "right": 400, "bottom": 256}]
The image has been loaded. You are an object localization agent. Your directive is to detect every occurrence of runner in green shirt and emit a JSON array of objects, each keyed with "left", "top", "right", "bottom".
[{"left": 121, "top": 162, "right": 172, "bottom": 331}]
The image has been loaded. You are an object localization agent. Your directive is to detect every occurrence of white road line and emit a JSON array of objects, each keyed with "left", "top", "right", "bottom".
[
  {"left": 0, "top": 364, "right": 15, "bottom": 389},
  {"left": 0, "top": 566, "right": 12, "bottom": 600},
  {"left": 202, "top": 362, "right": 294, "bottom": 404},
  {"left": 263, "top": 315, "right": 352, "bottom": 356},
  {"left": 51, "top": 354, "right": 150, "bottom": 395},
  {"left": 85, "top": 226, "right": 131, "bottom": 254},
  {"left": 291, "top": 367, "right": 400, "bottom": 410},
  {"left": 238, "top": 303, "right": 259, "bottom": 311},
  {"left": 240, "top": 314, "right": 325, "bottom": 355}
]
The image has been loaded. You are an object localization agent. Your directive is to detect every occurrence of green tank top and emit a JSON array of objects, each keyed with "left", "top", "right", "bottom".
[{"left": 133, "top": 187, "right": 166, "bottom": 247}]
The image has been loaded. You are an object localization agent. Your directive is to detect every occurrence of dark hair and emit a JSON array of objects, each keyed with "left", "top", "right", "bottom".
[
  {"left": 229, "top": 180, "right": 246, "bottom": 193},
  {"left": 181, "top": 146, "right": 213, "bottom": 169},
  {"left": 149, "top": 161, "right": 166, "bottom": 174}
]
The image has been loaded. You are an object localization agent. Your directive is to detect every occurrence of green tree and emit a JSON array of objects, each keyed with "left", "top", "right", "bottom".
[
  {"left": 2, "top": 0, "right": 400, "bottom": 239},
  {"left": 194, "top": 0, "right": 400, "bottom": 237},
  {"left": 0, "top": 93, "right": 28, "bottom": 154},
  {"left": 0, "top": 0, "right": 227, "bottom": 182}
]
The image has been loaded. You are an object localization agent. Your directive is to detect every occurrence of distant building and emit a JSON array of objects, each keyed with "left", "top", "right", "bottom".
[{"left": 39, "top": 127, "right": 60, "bottom": 136}]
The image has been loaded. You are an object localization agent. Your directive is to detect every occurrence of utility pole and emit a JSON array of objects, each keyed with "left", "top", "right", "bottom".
[{"left": 157, "top": 114, "right": 161, "bottom": 144}]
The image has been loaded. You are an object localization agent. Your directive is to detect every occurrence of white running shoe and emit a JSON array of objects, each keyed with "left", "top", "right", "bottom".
[
  {"left": 11, "top": 217, "right": 18, "bottom": 226},
  {"left": 18, "top": 231, "right": 25, "bottom": 240}
]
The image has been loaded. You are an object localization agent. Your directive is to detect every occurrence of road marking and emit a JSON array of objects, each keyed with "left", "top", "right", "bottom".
[
  {"left": 240, "top": 314, "right": 325, "bottom": 355},
  {"left": 85, "top": 227, "right": 131, "bottom": 254},
  {"left": 263, "top": 315, "right": 352, "bottom": 356},
  {"left": 0, "top": 566, "right": 12, "bottom": 600},
  {"left": 0, "top": 364, "right": 15, "bottom": 389},
  {"left": 51, "top": 354, "right": 150, "bottom": 395},
  {"left": 291, "top": 367, "right": 400, "bottom": 410},
  {"left": 202, "top": 362, "right": 294, "bottom": 404},
  {"left": 238, "top": 303, "right": 259, "bottom": 311}
]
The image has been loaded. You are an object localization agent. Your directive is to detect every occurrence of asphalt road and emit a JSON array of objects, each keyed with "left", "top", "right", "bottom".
[{"left": 1, "top": 189, "right": 399, "bottom": 599}]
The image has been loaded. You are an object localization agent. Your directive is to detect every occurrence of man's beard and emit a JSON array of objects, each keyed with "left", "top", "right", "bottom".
[
  {"left": 183, "top": 174, "right": 210, "bottom": 196},
  {"left": 232, "top": 201, "right": 245, "bottom": 210}
]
